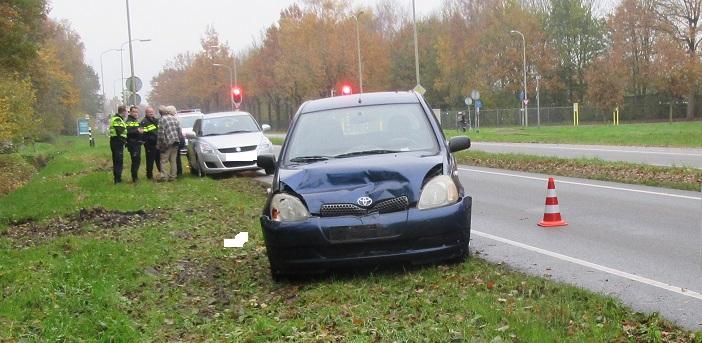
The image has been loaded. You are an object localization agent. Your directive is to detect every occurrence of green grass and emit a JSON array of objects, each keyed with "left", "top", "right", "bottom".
[
  {"left": 444, "top": 121, "right": 702, "bottom": 147},
  {"left": 455, "top": 150, "right": 702, "bottom": 191},
  {"left": 268, "top": 137, "right": 284, "bottom": 146},
  {"left": 0, "top": 136, "right": 700, "bottom": 341}
]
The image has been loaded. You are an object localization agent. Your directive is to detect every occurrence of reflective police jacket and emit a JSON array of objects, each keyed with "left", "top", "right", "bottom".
[
  {"left": 125, "top": 116, "right": 142, "bottom": 144},
  {"left": 140, "top": 117, "right": 158, "bottom": 146},
  {"left": 109, "top": 115, "right": 127, "bottom": 140}
]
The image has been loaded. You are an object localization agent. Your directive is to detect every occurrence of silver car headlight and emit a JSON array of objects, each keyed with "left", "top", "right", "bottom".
[
  {"left": 257, "top": 138, "right": 273, "bottom": 153},
  {"left": 417, "top": 175, "right": 458, "bottom": 210},
  {"left": 199, "top": 141, "right": 215, "bottom": 154},
  {"left": 270, "top": 193, "right": 310, "bottom": 222}
]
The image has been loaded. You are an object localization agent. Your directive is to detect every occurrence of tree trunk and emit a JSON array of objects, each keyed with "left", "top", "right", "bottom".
[{"left": 687, "top": 88, "right": 696, "bottom": 120}]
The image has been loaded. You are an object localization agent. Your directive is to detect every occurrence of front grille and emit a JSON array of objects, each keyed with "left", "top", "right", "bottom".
[
  {"left": 219, "top": 145, "right": 256, "bottom": 153},
  {"left": 222, "top": 161, "right": 256, "bottom": 168},
  {"left": 319, "top": 196, "right": 409, "bottom": 217}
]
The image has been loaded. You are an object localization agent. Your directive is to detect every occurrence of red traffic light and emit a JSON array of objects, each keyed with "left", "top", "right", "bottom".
[
  {"left": 231, "top": 86, "right": 243, "bottom": 108},
  {"left": 341, "top": 84, "right": 352, "bottom": 95}
]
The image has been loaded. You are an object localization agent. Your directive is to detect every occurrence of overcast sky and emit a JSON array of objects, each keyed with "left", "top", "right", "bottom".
[{"left": 49, "top": 1, "right": 442, "bottom": 103}]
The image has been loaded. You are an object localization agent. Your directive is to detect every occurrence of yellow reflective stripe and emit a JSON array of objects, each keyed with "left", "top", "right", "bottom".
[
  {"left": 143, "top": 124, "right": 157, "bottom": 132},
  {"left": 126, "top": 121, "right": 140, "bottom": 127}
]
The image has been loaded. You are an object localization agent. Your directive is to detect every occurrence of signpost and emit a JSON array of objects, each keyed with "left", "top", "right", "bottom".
[
  {"left": 413, "top": 84, "right": 426, "bottom": 95},
  {"left": 471, "top": 90, "right": 481, "bottom": 133},
  {"left": 125, "top": 76, "right": 142, "bottom": 106},
  {"left": 464, "top": 97, "right": 472, "bottom": 131}
]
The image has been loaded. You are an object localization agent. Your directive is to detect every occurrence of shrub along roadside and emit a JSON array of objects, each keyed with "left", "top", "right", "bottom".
[
  {"left": 0, "top": 136, "right": 700, "bottom": 340},
  {"left": 455, "top": 150, "right": 702, "bottom": 191}
]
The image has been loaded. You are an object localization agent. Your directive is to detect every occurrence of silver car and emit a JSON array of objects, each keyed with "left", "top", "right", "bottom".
[
  {"left": 185, "top": 111, "right": 276, "bottom": 176},
  {"left": 176, "top": 110, "right": 204, "bottom": 154}
]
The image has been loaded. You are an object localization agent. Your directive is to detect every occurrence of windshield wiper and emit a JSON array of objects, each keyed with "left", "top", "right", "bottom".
[
  {"left": 221, "top": 130, "right": 252, "bottom": 135},
  {"left": 334, "top": 149, "right": 400, "bottom": 158},
  {"left": 289, "top": 155, "right": 332, "bottom": 163}
]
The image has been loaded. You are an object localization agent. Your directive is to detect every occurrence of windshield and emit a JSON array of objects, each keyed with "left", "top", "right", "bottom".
[
  {"left": 285, "top": 103, "right": 439, "bottom": 163},
  {"left": 201, "top": 115, "right": 259, "bottom": 136},
  {"left": 177, "top": 115, "right": 201, "bottom": 128}
]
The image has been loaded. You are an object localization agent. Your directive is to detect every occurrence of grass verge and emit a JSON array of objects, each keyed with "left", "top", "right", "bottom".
[
  {"left": 0, "top": 136, "right": 700, "bottom": 341},
  {"left": 444, "top": 121, "right": 702, "bottom": 147},
  {"left": 455, "top": 150, "right": 702, "bottom": 191}
]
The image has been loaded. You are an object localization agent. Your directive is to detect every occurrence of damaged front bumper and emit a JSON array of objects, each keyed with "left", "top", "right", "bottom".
[{"left": 260, "top": 197, "right": 472, "bottom": 273}]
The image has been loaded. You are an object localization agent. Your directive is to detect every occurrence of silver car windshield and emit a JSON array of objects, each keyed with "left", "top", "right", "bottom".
[
  {"left": 286, "top": 103, "right": 439, "bottom": 163},
  {"left": 201, "top": 115, "right": 259, "bottom": 136}
]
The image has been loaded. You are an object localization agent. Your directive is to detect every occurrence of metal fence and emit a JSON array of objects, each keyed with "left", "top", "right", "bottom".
[{"left": 439, "top": 103, "right": 691, "bottom": 129}]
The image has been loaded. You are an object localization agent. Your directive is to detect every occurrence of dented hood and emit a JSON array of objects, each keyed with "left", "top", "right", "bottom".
[{"left": 278, "top": 152, "right": 443, "bottom": 213}]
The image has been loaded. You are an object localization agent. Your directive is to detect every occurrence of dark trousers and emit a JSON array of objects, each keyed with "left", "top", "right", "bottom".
[
  {"left": 110, "top": 138, "right": 124, "bottom": 183},
  {"left": 127, "top": 142, "right": 142, "bottom": 182},
  {"left": 176, "top": 140, "right": 185, "bottom": 176},
  {"left": 144, "top": 143, "right": 161, "bottom": 179}
]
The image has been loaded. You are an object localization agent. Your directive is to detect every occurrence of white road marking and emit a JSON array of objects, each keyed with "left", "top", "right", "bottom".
[
  {"left": 224, "top": 232, "right": 249, "bottom": 248},
  {"left": 473, "top": 142, "right": 702, "bottom": 157},
  {"left": 473, "top": 230, "right": 702, "bottom": 301},
  {"left": 459, "top": 167, "right": 702, "bottom": 201}
]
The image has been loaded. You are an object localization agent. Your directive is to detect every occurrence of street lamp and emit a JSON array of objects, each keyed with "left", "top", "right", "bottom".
[
  {"left": 510, "top": 30, "right": 527, "bottom": 127},
  {"left": 209, "top": 45, "right": 237, "bottom": 86},
  {"left": 412, "top": 0, "right": 421, "bottom": 88},
  {"left": 213, "top": 63, "right": 234, "bottom": 111},
  {"left": 100, "top": 48, "right": 122, "bottom": 112},
  {"left": 120, "top": 38, "right": 151, "bottom": 103},
  {"left": 353, "top": 11, "right": 364, "bottom": 93}
]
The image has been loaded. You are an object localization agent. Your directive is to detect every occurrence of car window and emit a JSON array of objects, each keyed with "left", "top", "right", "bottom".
[
  {"left": 201, "top": 115, "right": 259, "bottom": 136},
  {"left": 192, "top": 119, "right": 201, "bottom": 135},
  {"left": 177, "top": 115, "right": 201, "bottom": 128},
  {"left": 285, "top": 103, "right": 438, "bottom": 162}
]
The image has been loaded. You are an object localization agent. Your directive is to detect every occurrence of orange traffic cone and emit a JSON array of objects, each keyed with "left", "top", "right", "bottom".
[{"left": 538, "top": 177, "right": 568, "bottom": 227}]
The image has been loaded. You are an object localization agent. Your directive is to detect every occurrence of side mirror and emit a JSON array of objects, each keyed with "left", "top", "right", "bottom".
[
  {"left": 185, "top": 132, "right": 196, "bottom": 139},
  {"left": 448, "top": 136, "right": 471, "bottom": 153},
  {"left": 257, "top": 154, "right": 276, "bottom": 171},
  {"left": 261, "top": 124, "right": 271, "bottom": 132}
]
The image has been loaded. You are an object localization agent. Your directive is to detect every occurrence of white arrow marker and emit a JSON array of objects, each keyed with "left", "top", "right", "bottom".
[{"left": 223, "top": 232, "right": 249, "bottom": 248}]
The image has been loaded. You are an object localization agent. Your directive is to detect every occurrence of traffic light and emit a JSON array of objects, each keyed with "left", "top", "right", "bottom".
[
  {"left": 341, "top": 84, "right": 352, "bottom": 95},
  {"left": 231, "top": 86, "right": 243, "bottom": 109}
]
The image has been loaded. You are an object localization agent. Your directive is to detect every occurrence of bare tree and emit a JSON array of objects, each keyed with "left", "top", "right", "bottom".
[{"left": 656, "top": 0, "right": 702, "bottom": 119}]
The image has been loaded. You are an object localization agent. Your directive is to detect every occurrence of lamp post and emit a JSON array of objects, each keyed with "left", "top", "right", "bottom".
[
  {"left": 209, "top": 45, "right": 237, "bottom": 86},
  {"left": 100, "top": 48, "right": 121, "bottom": 112},
  {"left": 510, "top": 30, "right": 527, "bottom": 127},
  {"left": 213, "top": 63, "right": 234, "bottom": 111},
  {"left": 353, "top": 11, "right": 364, "bottom": 93},
  {"left": 412, "top": 0, "right": 421, "bottom": 88},
  {"left": 120, "top": 39, "right": 151, "bottom": 103}
]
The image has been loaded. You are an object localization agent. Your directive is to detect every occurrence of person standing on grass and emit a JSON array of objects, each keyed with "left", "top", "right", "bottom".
[
  {"left": 157, "top": 105, "right": 181, "bottom": 181},
  {"left": 109, "top": 105, "right": 127, "bottom": 184},
  {"left": 140, "top": 106, "right": 161, "bottom": 180},
  {"left": 125, "top": 106, "right": 144, "bottom": 183}
]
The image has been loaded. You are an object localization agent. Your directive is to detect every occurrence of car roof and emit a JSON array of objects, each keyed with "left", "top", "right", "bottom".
[
  {"left": 203, "top": 111, "right": 252, "bottom": 119},
  {"left": 176, "top": 112, "right": 203, "bottom": 118},
  {"left": 299, "top": 91, "right": 421, "bottom": 113}
]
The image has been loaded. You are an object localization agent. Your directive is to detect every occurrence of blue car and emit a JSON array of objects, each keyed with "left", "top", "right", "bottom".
[{"left": 258, "top": 91, "right": 472, "bottom": 280}]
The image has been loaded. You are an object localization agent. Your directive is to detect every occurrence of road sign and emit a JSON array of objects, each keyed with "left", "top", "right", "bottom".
[
  {"left": 413, "top": 84, "right": 426, "bottom": 95},
  {"left": 128, "top": 93, "right": 142, "bottom": 106},
  {"left": 471, "top": 89, "right": 480, "bottom": 100},
  {"left": 518, "top": 90, "right": 525, "bottom": 101},
  {"left": 523, "top": 99, "right": 529, "bottom": 106},
  {"left": 126, "top": 76, "right": 142, "bottom": 92},
  {"left": 474, "top": 99, "right": 483, "bottom": 109},
  {"left": 464, "top": 97, "right": 472, "bottom": 106},
  {"left": 77, "top": 119, "right": 90, "bottom": 136}
]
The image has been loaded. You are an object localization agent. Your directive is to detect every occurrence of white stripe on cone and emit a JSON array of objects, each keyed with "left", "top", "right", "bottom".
[{"left": 544, "top": 204, "right": 560, "bottom": 213}]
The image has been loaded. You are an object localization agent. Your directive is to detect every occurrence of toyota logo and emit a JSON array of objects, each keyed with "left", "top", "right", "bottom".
[{"left": 357, "top": 196, "right": 373, "bottom": 207}]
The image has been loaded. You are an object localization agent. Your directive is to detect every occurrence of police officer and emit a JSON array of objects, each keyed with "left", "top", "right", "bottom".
[
  {"left": 109, "top": 105, "right": 127, "bottom": 184},
  {"left": 125, "top": 106, "right": 144, "bottom": 183},
  {"left": 140, "top": 106, "right": 161, "bottom": 179}
]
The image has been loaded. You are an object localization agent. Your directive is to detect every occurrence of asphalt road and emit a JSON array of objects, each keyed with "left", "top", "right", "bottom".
[
  {"left": 461, "top": 166, "right": 702, "bottom": 330},
  {"left": 470, "top": 142, "right": 702, "bottom": 168},
  {"left": 267, "top": 133, "right": 702, "bottom": 168}
]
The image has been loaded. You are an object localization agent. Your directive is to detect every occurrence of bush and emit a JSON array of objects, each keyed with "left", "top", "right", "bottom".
[{"left": 0, "top": 153, "right": 37, "bottom": 195}]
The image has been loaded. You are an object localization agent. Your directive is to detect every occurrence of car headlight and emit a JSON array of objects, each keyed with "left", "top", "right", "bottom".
[
  {"left": 257, "top": 138, "right": 273, "bottom": 153},
  {"left": 270, "top": 193, "right": 310, "bottom": 222},
  {"left": 417, "top": 175, "right": 458, "bottom": 210},
  {"left": 199, "top": 141, "right": 215, "bottom": 154}
]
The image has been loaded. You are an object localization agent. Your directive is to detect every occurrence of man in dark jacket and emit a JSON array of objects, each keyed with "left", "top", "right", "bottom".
[
  {"left": 109, "top": 105, "right": 127, "bottom": 184},
  {"left": 140, "top": 106, "right": 161, "bottom": 179},
  {"left": 125, "top": 106, "right": 144, "bottom": 183}
]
